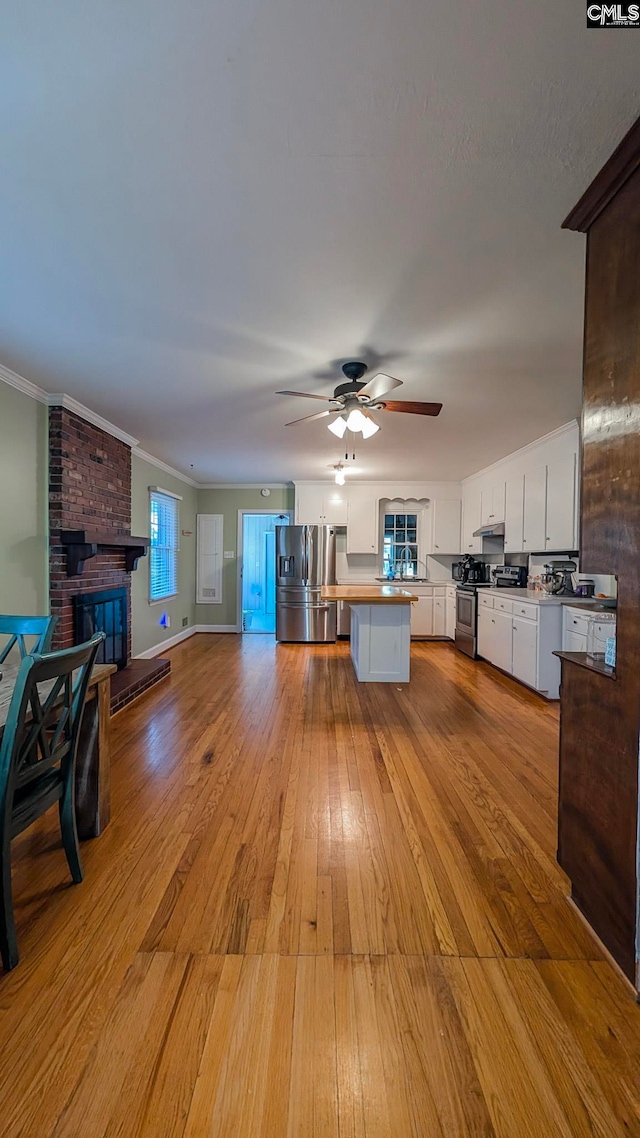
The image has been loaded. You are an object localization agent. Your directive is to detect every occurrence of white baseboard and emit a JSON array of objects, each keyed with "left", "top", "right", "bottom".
[
  {"left": 194, "top": 623, "right": 239, "bottom": 634},
  {"left": 134, "top": 624, "right": 239, "bottom": 659},
  {"left": 134, "top": 625, "right": 197, "bottom": 659}
]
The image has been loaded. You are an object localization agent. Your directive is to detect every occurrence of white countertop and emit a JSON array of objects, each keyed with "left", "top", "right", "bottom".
[{"left": 484, "top": 588, "right": 614, "bottom": 607}]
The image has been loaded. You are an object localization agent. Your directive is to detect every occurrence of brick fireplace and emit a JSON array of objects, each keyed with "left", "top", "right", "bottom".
[
  {"left": 49, "top": 406, "right": 133, "bottom": 652},
  {"left": 48, "top": 405, "right": 170, "bottom": 711}
]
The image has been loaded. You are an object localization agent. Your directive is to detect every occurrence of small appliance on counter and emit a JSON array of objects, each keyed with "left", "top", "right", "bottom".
[
  {"left": 574, "top": 577, "right": 596, "bottom": 598},
  {"left": 492, "top": 565, "right": 527, "bottom": 589},
  {"left": 459, "top": 555, "right": 490, "bottom": 584},
  {"left": 540, "top": 560, "right": 577, "bottom": 596}
]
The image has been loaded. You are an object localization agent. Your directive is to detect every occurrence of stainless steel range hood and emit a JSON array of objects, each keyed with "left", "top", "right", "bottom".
[{"left": 472, "top": 521, "right": 505, "bottom": 538}]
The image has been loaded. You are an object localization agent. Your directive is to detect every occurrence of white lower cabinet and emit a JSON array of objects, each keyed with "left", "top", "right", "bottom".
[
  {"left": 511, "top": 616, "right": 538, "bottom": 688},
  {"left": 492, "top": 609, "right": 514, "bottom": 675},
  {"left": 411, "top": 593, "right": 433, "bottom": 636},
  {"left": 409, "top": 586, "right": 452, "bottom": 638},
  {"left": 446, "top": 586, "right": 456, "bottom": 639},
  {"left": 433, "top": 595, "right": 446, "bottom": 636},
  {"left": 477, "top": 593, "right": 562, "bottom": 699}
]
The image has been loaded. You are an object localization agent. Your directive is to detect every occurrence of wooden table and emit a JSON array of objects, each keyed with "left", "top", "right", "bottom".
[
  {"left": 0, "top": 661, "right": 116, "bottom": 839},
  {"left": 321, "top": 585, "right": 419, "bottom": 682}
]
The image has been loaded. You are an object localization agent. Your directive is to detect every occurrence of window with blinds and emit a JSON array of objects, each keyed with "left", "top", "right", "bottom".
[{"left": 149, "top": 488, "right": 180, "bottom": 601}]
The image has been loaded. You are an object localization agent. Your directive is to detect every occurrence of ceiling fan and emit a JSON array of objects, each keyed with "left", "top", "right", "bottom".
[{"left": 276, "top": 362, "right": 442, "bottom": 438}]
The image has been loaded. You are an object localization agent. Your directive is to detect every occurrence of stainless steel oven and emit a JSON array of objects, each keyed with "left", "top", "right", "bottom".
[
  {"left": 455, "top": 584, "right": 493, "bottom": 658},
  {"left": 455, "top": 586, "right": 477, "bottom": 658}
]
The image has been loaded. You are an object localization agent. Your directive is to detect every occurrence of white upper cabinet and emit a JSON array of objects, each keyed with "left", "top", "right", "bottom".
[
  {"left": 545, "top": 452, "right": 577, "bottom": 551},
  {"left": 462, "top": 422, "right": 579, "bottom": 558},
  {"left": 295, "top": 485, "right": 348, "bottom": 525},
  {"left": 504, "top": 475, "right": 524, "bottom": 552},
  {"left": 461, "top": 482, "right": 483, "bottom": 554},
  {"left": 522, "top": 466, "right": 548, "bottom": 553},
  {"left": 480, "top": 480, "right": 506, "bottom": 525},
  {"left": 347, "top": 485, "right": 379, "bottom": 554},
  {"left": 430, "top": 499, "right": 462, "bottom": 554}
]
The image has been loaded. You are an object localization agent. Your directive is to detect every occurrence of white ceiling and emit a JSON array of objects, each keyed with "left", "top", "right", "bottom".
[{"left": 1, "top": 3, "right": 639, "bottom": 483}]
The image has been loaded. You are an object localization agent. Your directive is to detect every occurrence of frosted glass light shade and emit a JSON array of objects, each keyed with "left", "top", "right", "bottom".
[
  {"left": 361, "top": 416, "right": 380, "bottom": 438},
  {"left": 327, "top": 415, "right": 347, "bottom": 438},
  {"left": 345, "top": 408, "right": 368, "bottom": 433}
]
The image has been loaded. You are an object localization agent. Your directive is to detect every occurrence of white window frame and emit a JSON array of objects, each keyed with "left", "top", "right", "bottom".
[{"left": 149, "top": 486, "right": 181, "bottom": 604}]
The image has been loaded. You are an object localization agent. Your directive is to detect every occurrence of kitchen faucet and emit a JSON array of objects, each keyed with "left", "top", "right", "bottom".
[{"left": 396, "top": 545, "right": 414, "bottom": 579}]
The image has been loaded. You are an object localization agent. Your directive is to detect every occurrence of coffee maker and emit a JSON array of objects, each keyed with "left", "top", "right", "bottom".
[{"left": 460, "top": 555, "right": 487, "bottom": 584}]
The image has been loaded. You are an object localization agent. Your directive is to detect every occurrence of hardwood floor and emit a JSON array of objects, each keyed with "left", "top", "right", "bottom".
[{"left": 1, "top": 634, "right": 640, "bottom": 1136}]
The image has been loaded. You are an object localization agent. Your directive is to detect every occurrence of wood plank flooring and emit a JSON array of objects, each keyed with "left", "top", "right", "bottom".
[{"left": 1, "top": 634, "right": 640, "bottom": 1136}]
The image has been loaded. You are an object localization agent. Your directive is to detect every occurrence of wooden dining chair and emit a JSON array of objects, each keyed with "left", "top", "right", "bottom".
[
  {"left": 0, "top": 632, "right": 104, "bottom": 971},
  {"left": 0, "top": 615, "right": 58, "bottom": 665}
]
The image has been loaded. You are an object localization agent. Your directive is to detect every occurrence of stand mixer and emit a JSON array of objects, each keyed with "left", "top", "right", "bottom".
[{"left": 540, "top": 560, "right": 577, "bottom": 596}]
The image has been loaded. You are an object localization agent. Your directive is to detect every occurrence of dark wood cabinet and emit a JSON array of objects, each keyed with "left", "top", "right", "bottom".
[{"left": 560, "top": 119, "right": 640, "bottom": 986}]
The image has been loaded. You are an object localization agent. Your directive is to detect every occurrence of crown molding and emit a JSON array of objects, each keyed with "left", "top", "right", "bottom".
[
  {"left": 132, "top": 447, "right": 199, "bottom": 488},
  {"left": 47, "top": 393, "right": 139, "bottom": 448},
  {"left": 462, "top": 420, "right": 579, "bottom": 484},
  {"left": 198, "top": 482, "right": 292, "bottom": 490},
  {"left": 0, "top": 361, "right": 48, "bottom": 404}
]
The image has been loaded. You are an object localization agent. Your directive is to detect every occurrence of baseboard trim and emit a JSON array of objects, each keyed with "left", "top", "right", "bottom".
[
  {"left": 194, "top": 624, "right": 239, "bottom": 634},
  {"left": 134, "top": 626, "right": 197, "bottom": 658},
  {"left": 565, "top": 895, "right": 639, "bottom": 1000}
]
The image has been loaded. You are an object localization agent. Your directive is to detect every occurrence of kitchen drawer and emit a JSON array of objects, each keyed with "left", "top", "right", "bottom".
[
  {"left": 494, "top": 597, "right": 514, "bottom": 614},
  {"left": 478, "top": 593, "right": 494, "bottom": 609},
  {"left": 563, "top": 610, "right": 590, "bottom": 637},
  {"left": 512, "top": 600, "right": 538, "bottom": 622},
  {"left": 432, "top": 587, "right": 446, "bottom": 597}
]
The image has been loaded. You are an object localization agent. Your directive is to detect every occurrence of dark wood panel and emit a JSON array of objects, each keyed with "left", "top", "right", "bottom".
[
  {"left": 557, "top": 658, "right": 636, "bottom": 979},
  {"left": 558, "top": 139, "right": 640, "bottom": 984}
]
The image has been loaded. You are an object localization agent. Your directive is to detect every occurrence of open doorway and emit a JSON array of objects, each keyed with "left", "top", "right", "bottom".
[{"left": 238, "top": 511, "right": 291, "bottom": 633}]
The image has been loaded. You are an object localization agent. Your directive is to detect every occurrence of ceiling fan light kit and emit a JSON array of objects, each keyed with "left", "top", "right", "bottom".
[{"left": 276, "top": 361, "right": 442, "bottom": 436}]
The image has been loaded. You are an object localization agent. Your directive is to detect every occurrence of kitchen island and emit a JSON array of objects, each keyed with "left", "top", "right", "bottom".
[{"left": 321, "top": 585, "right": 418, "bottom": 682}]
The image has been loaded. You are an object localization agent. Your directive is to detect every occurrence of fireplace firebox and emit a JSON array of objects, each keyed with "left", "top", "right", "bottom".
[{"left": 73, "top": 587, "right": 128, "bottom": 671}]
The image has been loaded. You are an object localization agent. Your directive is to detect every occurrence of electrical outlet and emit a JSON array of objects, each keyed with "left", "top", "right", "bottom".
[{"left": 182, "top": 616, "right": 188, "bottom": 627}]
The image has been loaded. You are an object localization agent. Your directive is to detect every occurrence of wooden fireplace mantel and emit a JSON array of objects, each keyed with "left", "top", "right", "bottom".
[{"left": 60, "top": 530, "right": 150, "bottom": 576}]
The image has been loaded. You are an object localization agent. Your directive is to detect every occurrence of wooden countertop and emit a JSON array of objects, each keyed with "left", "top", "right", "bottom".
[{"left": 321, "top": 585, "right": 419, "bottom": 604}]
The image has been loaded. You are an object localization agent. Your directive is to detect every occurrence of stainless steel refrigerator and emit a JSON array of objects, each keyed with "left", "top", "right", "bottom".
[{"left": 275, "top": 525, "right": 337, "bottom": 642}]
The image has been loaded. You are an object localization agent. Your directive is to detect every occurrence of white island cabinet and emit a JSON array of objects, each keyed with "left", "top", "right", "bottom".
[{"left": 322, "top": 585, "right": 418, "bottom": 683}]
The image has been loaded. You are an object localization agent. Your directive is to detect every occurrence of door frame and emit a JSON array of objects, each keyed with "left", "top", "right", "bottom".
[{"left": 236, "top": 509, "right": 293, "bottom": 633}]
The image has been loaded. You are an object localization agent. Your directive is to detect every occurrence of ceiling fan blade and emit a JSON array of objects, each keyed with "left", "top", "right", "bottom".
[
  {"left": 285, "top": 409, "right": 342, "bottom": 426},
  {"left": 357, "top": 372, "right": 403, "bottom": 401},
  {"left": 381, "top": 400, "right": 443, "bottom": 416},
  {"left": 276, "top": 390, "right": 330, "bottom": 401}
]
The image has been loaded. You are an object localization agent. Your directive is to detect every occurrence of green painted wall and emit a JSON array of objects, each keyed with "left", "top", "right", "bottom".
[
  {"left": 130, "top": 454, "right": 198, "bottom": 655},
  {"left": 194, "top": 487, "right": 294, "bottom": 627},
  {"left": 0, "top": 383, "right": 48, "bottom": 614}
]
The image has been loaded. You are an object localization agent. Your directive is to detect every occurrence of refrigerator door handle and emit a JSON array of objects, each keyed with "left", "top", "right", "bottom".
[{"left": 303, "top": 527, "right": 310, "bottom": 585}]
